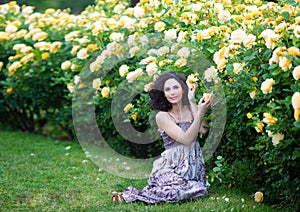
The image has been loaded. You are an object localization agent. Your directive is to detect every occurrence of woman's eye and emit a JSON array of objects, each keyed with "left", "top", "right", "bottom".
[
  {"left": 173, "top": 85, "right": 179, "bottom": 89},
  {"left": 165, "top": 87, "right": 170, "bottom": 92}
]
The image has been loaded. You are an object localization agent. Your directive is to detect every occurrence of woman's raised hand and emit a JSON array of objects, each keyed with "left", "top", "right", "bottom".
[
  {"left": 197, "top": 93, "right": 215, "bottom": 116},
  {"left": 188, "top": 84, "right": 198, "bottom": 101}
]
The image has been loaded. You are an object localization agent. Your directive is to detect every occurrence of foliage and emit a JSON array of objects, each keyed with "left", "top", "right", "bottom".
[
  {"left": 0, "top": 131, "right": 285, "bottom": 211},
  {"left": 0, "top": 0, "right": 299, "bottom": 208}
]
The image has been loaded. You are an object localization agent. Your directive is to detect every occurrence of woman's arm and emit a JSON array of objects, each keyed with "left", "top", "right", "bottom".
[
  {"left": 188, "top": 86, "right": 214, "bottom": 134},
  {"left": 156, "top": 97, "right": 211, "bottom": 146}
]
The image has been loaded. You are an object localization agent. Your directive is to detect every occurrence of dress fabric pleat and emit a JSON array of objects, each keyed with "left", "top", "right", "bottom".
[{"left": 122, "top": 121, "right": 210, "bottom": 203}]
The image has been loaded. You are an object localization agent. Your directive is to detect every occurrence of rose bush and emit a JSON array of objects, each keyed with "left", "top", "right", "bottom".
[{"left": 0, "top": 0, "right": 299, "bottom": 208}]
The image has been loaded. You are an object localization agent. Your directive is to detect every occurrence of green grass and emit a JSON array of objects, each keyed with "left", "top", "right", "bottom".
[{"left": 0, "top": 131, "right": 287, "bottom": 211}]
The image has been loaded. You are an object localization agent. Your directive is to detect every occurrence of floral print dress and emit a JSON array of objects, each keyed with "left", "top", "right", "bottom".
[{"left": 122, "top": 120, "right": 210, "bottom": 204}]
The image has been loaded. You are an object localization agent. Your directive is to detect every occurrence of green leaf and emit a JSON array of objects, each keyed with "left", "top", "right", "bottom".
[
  {"left": 226, "top": 64, "right": 233, "bottom": 72},
  {"left": 268, "top": 64, "right": 278, "bottom": 70},
  {"left": 271, "top": 69, "right": 281, "bottom": 76},
  {"left": 213, "top": 167, "right": 221, "bottom": 172},
  {"left": 291, "top": 84, "right": 300, "bottom": 92},
  {"left": 292, "top": 148, "right": 300, "bottom": 160},
  {"left": 206, "top": 47, "right": 215, "bottom": 53},
  {"left": 281, "top": 12, "right": 290, "bottom": 21},
  {"left": 293, "top": 121, "right": 300, "bottom": 128}
]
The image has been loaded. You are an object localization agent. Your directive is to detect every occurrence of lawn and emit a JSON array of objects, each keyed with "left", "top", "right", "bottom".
[{"left": 0, "top": 131, "right": 286, "bottom": 211}]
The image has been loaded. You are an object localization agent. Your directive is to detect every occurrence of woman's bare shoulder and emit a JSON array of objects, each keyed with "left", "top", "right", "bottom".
[{"left": 155, "top": 111, "right": 169, "bottom": 122}]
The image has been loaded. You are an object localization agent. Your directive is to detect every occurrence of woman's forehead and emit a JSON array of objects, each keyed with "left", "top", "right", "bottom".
[{"left": 164, "top": 78, "right": 181, "bottom": 87}]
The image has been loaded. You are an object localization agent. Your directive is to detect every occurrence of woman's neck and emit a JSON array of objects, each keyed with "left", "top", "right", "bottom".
[{"left": 170, "top": 103, "right": 185, "bottom": 115}]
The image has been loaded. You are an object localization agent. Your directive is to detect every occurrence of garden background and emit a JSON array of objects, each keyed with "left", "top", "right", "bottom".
[{"left": 0, "top": 0, "right": 299, "bottom": 210}]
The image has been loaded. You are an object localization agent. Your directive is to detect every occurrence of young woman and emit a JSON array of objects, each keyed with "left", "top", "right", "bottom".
[{"left": 111, "top": 71, "right": 213, "bottom": 203}]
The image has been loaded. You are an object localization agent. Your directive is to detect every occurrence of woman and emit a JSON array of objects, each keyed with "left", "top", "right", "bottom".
[{"left": 112, "top": 71, "right": 213, "bottom": 203}]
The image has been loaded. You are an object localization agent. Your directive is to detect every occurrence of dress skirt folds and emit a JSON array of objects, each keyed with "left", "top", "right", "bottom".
[{"left": 122, "top": 121, "right": 210, "bottom": 204}]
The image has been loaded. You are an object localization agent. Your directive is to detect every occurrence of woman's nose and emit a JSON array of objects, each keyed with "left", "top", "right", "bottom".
[{"left": 169, "top": 89, "right": 175, "bottom": 95}]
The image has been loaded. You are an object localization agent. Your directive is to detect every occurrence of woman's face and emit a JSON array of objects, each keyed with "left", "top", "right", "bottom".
[{"left": 163, "top": 78, "right": 183, "bottom": 105}]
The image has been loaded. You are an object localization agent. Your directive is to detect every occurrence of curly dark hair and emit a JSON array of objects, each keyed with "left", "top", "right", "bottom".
[{"left": 149, "top": 71, "right": 190, "bottom": 111}]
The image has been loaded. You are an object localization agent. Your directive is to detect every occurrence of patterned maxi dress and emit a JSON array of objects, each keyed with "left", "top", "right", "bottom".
[{"left": 122, "top": 119, "right": 210, "bottom": 203}]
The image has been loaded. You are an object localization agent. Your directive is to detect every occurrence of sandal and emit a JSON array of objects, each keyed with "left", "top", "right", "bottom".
[{"left": 111, "top": 193, "right": 124, "bottom": 202}]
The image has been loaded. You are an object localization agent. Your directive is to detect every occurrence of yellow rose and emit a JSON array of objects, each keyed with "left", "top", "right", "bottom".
[
  {"left": 61, "top": 61, "right": 72, "bottom": 70},
  {"left": 22, "top": 6, "right": 34, "bottom": 16},
  {"left": 124, "top": 103, "right": 134, "bottom": 113},
  {"left": 249, "top": 89, "right": 256, "bottom": 99},
  {"left": 5, "top": 23, "right": 18, "bottom": 34},
  {"left": 20, "top": 53, "right": 34, "bottom": 64},
  {"left": 34, "top": 42, "right": 50, "bottom": 51},
  {"left": 294, "top": 109, "right": 300, "bottom": 121},
  {"left": 87, "top": 44, "right": 99, "bottom": 52},
  {"left": 41, "top": 52, "right": 49, "bottom": 60},
  {"left": 154, "top": 21, "right": 166, "bottom": 32},
  {"left": 8, "top": 61, "right": 21, "bottom": 76},
  {"left": 292, "top": 92, "right": 300, "bottom": 110},
  {"left": 126, "top": 68, "right": 143, "bottom": 83},
  {"left": 263, "top": 113, "right": 277, "bottom": 125},
  {"left": 293, "top": 65, "right": 300, "bottom": 80},
  {"left": 164, "top": 29, "right": 177, "bottom": 40},
  {"left": 254, "top": 191, "right": 263, "bottom": 203},
  {"left": 13, "top": 44, "right": 27, "bottom": 51},
  {"left": 15, "top": 29, "right": 27, "bottom": 39},
  {"left": 50, "top": 41, "right": 62, "bottom": 53},
  {"left": 129, "top": 46, "right": 141, "bottom": 57},
  {"left": 174, "top": 58, "right": 187, "bottom": 67},
  {"left": 157, "top": 46, "right": 169, "bottom": 56},
  {"left": 109, "top": 32, "right": 124, "bottom": 41},
  {"left": 233, "top": 63, "right": 243, "bottom": 74},
  {"left": 119, "top": 64, "right": 129, "bottom": 77},
  {"left": 146, "top": 62, "right": 158, "bottom": 76},
  {"left": 101, "top": 87, "right": 110, "bottom": 98},
  {"left": 260, "top": 78, "right": 275, "bottom": 94},
  {"left": 177, "top": 47, "right": 190, "bottom": 58},
  {"left": 131, "top": 112, "right": 138, "bottom": 121},
  {"left": 0, "top": 32, "right": 10, "bottom": 41},
  {"left": 294, "top": 25, "right": 300, "bottom": 39},
  {"left": 247, "top": 113, "right": 252, "bottom": 119},
  {"left": 204, "top": 66, "right": 218, "bottom": 83},
  {"left": 144, "top": 82, "right": 153, "bottom": 92},
  {"left": 217, "top": 58, "right": 227, "bottom": 71},
  {"left": 6, "top": 87, "right": 13, "bottom": 94},
  {"left": 271, "top": 133, "right": 284, "bottom": 146},
  {"left": 218, "top": 10, "right": 231, "bottom": 22},
  {"left": 186, "top": 74, "right": 199, "bottom": 89},
  {"left": 71, "top": 45, "right": 80, "bottom": 55},
  {"left": 243, "top": 34, "right": 256, "bottom": 48},
  {"left": 177, "top": 31, "right": 188, "bottom": 43},
  {"left": 92, "top": 78, "right": 101, "bottom": 90},
  {"left": 64, "top": 31, "right": 80, "bottom": 41},
  {"left": 32, "top": 31, "right": 48, "bottom": 41},
  {"left": 21, "top": 46, "right": 33, "bottom": 54},
  {"left": 279, "top": 57, "right": 292, "bottom": 71},
  {"left": 230, "top": 29, "right": 247, "bottom": 44},
  {"left": 0, "top": 61, "right": 3, "bottom": 71},
  {"left": 255, "top": 122, "right": 264, "bottom": 133},
  {"left": 287, "top": 47, "right": 300, "bottom": 56},
  {"left": 203, "top": 93, "right": 212, "bottom": 102},
  {"left": 77, "top": 48, "right": 88, "bottom": 59},
  {"left": 90, "top": 59, "right": 102, "bottom": 72}
]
